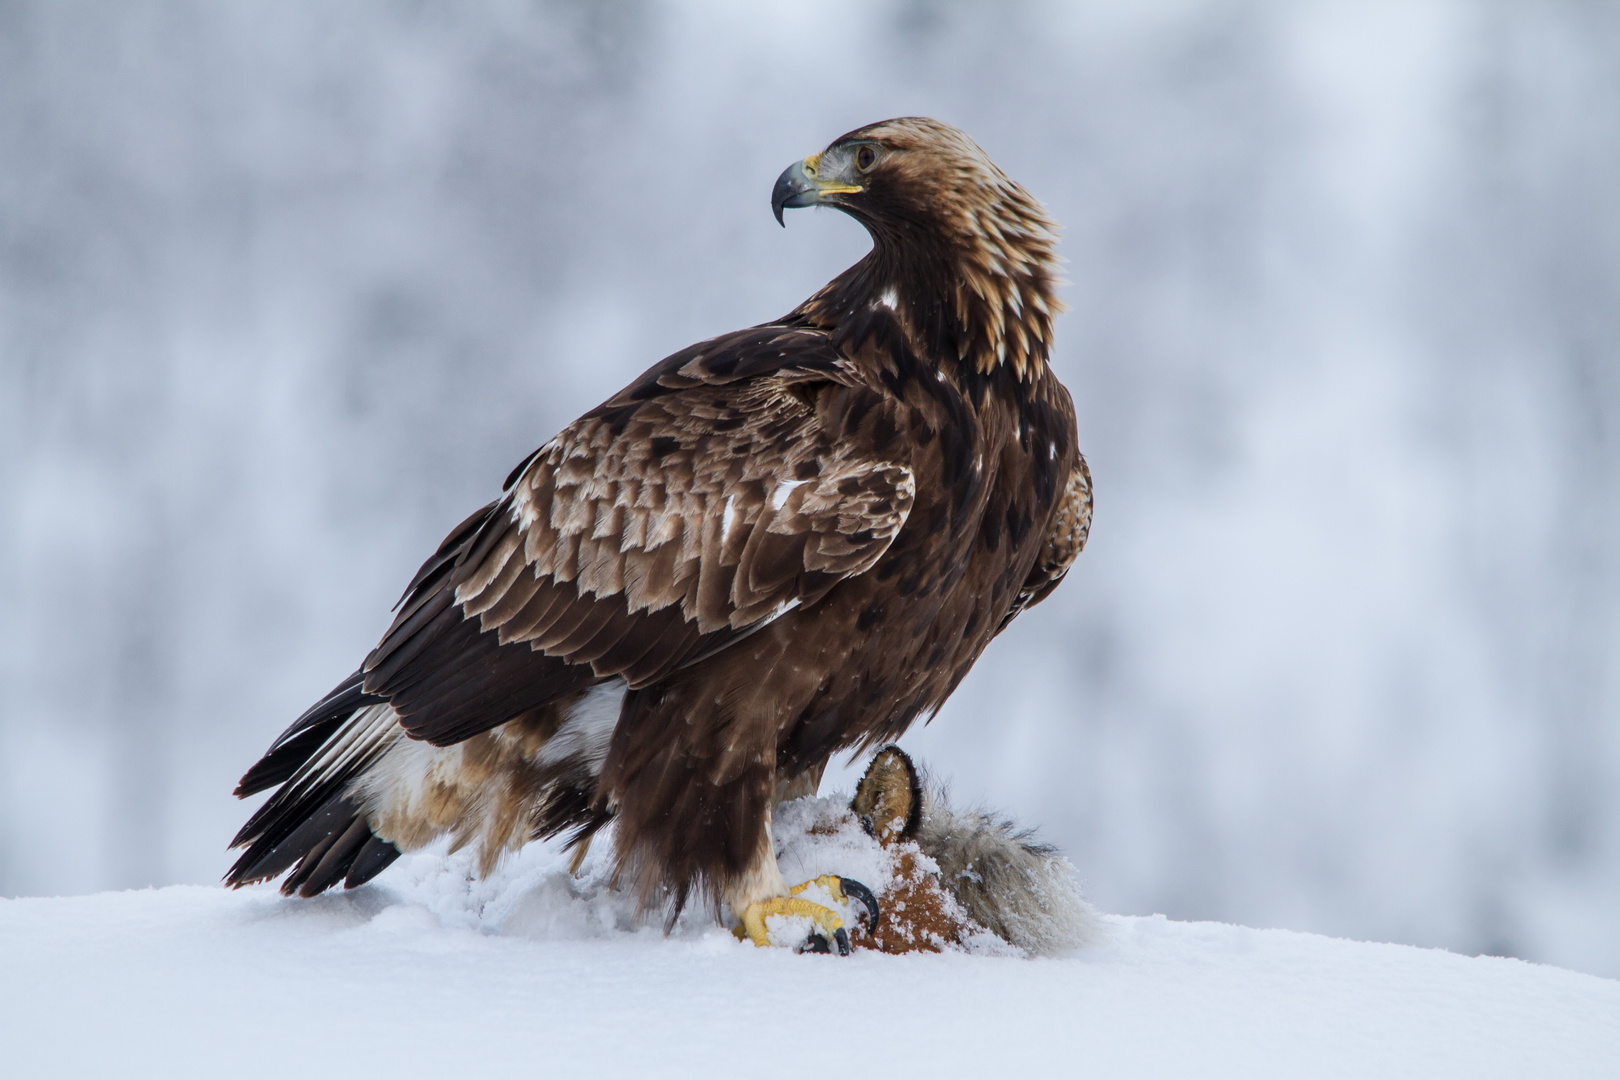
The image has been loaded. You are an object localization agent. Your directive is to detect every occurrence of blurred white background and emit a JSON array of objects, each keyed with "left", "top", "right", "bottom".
[{"left": 3, "top": 0, "right": 1618, "bottom": 976}]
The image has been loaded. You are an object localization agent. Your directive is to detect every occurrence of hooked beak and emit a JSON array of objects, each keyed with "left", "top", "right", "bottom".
[{"left": 771, "top": 152, "right": 862, "bottom": 226}]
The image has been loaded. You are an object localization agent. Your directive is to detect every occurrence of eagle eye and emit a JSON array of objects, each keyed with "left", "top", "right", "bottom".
[{"left": 856, "top": 145, "right": 877, "bottom": 172}]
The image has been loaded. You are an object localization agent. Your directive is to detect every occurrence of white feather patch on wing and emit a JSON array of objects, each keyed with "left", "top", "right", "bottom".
[
  {"left": 539, "top": 679, "right": 625, "bottom": 771},
  {"left": 721, "top": 494, "right": 738, "bottom": 543},
  {"left": 770, "top": 478, "right": 806, "bottom": 510},
  {"left": 764, "top": 597, "right": 801, "bottom": 623}
]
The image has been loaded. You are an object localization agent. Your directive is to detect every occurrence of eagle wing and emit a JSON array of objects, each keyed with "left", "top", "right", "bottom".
[
  {"left": 999, "top": 453, "right": 1092, "bottom": 634},
  {"left": 362, "top": 326, "right": 917, "bottom": 746}
]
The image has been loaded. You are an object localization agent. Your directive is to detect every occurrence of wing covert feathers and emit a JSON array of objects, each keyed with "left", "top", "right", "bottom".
[{"left": 360, "top": 326, "right": 915, "bottom": 746}]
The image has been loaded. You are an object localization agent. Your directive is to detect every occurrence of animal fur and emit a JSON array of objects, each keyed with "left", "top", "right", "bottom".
[
  {"left": 912, "top": 780, "right": 1098, "bottom": 955},
  {"left": 844, "top": 746, "right": 1099, "bottom": 956}
]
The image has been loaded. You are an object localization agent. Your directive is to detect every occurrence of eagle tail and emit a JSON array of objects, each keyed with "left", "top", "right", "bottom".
[{"left": 226, "top": 673, "right": 403, "bottom": 895}]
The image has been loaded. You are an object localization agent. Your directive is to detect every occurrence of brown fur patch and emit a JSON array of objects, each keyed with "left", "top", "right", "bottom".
[
  {"left": 853, "top": 846, "right": 975, "bottom": 954},
  {"left": 845, "top": 747, "right": 976, "bottom": 953}
]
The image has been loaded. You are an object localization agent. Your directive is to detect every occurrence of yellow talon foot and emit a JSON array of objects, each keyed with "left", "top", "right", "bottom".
[
  {"left": 790, "top": 874, "right": 847, "bottom": 901},
  {"left": 739, "top": 895, "right": 847, "bottom": 953},
  {"left": 734, "top": 875, "right": 881, "bottom": 955}
]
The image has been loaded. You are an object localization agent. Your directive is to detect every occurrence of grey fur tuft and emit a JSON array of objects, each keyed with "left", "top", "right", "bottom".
[{"left": 913, "top": 780, "right": 1103, "bottom": 955}]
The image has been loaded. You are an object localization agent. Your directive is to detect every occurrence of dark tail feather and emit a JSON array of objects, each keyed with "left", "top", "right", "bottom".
[
  {"left": 227, "top": 673, "right": 400, "bottom": 894},
  {"left": 226, "top": 793, "right": 402, "bottom": 897},
  {"left": 234, "top": 671, "right": 383, "bottom": 798},
  {"left": 233, "top": 716, "right": 345, "bottom": 799},
  {"left": 345, "top": 835, "right": 403, "bottom": 889},
  {"left": 294, "top": 814, "right": 375, "bottom": 897},
  {"left": 229, "top": 795, "right": 350, "bottom": 886}
]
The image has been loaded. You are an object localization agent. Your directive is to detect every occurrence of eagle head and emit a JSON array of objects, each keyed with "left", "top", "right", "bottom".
[{"left": 774, "top": 117, "right": 1063, "bottom": 380}]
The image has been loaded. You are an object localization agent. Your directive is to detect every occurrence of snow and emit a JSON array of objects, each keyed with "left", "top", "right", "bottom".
[{"left": 4, "top": 840, "right": 1615, "bottom": 1079}]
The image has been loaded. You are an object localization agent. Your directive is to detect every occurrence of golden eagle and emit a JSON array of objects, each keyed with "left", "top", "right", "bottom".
[{"left": 227, "top": 117, "right": 1091, "bottom": 952}]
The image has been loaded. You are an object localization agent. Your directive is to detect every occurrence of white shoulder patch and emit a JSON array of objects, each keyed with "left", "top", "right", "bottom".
[
  {"left": 721, "top": 494, "right": 738, "bottom": 542},
  {"left": 771, "top": 478, "right": 807, "bottom": 510}
]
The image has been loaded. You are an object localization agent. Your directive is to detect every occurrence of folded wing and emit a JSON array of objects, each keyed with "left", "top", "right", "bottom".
[{"left": 362, "top": 326, "right": 917, "bottom": 747}]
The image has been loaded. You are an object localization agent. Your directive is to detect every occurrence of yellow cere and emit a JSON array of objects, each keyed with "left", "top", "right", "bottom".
[{"left": 799, "top": 152, "right": 860, "bottom": 195}]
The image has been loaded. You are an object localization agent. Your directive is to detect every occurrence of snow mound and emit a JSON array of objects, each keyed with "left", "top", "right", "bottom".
[{"left": 5, "top": 835, "right": 1618, "bottom": 1079}]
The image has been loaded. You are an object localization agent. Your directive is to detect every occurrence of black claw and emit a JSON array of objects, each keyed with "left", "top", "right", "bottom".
[
  {"left": 835, "top": 876, "right": 881, "bottom": 934},
  {"left": 793, "top": 926, "right": 852, "bottom": 956}
]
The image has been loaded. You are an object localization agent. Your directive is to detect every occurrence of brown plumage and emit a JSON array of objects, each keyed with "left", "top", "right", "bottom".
[{"left": 227, "top": 117, "right": 1091, "bottom": 927}]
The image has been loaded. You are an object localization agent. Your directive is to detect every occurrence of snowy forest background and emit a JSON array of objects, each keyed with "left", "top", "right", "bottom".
[{"left": 2, "top": 0, "right": 1617, "bottom": 978}]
